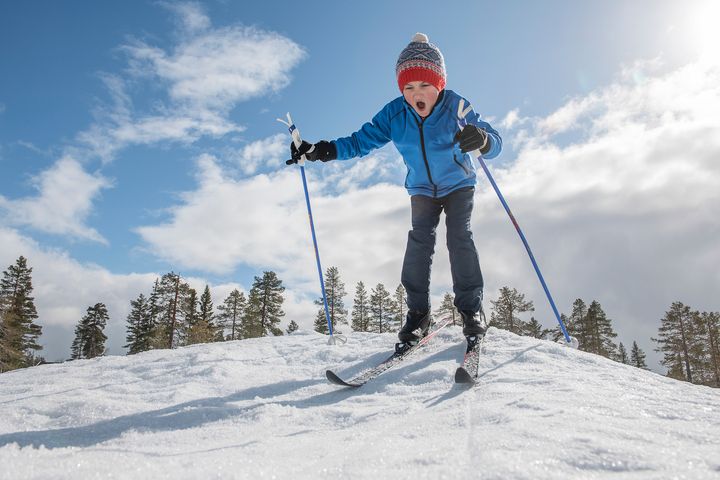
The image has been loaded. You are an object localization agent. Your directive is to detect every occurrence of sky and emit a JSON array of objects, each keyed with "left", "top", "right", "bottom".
[{"left": 1, "top": 0, "right": 719, "bottom": 367}]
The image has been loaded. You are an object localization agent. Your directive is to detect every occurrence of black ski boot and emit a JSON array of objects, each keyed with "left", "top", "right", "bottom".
[
  {"left": 397, "top": 310, "right": 431, "bottom": 343},
  {"left": 460, "top": 310, "right": 487, "bottom": 338}
]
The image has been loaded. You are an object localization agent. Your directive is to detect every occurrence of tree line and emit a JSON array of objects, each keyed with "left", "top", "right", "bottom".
[
  {"left": 313, "top": 269, "right": 719, "bottom": 388},
  {"left": 1, "top": 256, "right": 718, "bottom": 389},
  {"left": 122, "top": 270, "right": 286, "bottom": 356},
  {"left": 0, "top": 257, "right": 289, "bottom": 369},
  {"left": 487, "top": 287, "right": 649, "bottom": 369},
  {"left": 310, "top": 266, "right": 409, "bottom": 335},
  {"left": 653, "top": 302, "right": 720, "bottom": 387}
]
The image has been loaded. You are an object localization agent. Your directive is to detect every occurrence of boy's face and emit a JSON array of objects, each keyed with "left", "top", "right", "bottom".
[{"left": 402, "top": 81, "right": 440, "bottom": 118}]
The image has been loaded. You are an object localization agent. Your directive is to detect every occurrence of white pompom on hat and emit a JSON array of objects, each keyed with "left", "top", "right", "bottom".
[
  {"left": 395, "top": 32, "right": 446, "bottom": 92},
  {"left": 412, "top": 32, "right": 429, "bottom": 43}
]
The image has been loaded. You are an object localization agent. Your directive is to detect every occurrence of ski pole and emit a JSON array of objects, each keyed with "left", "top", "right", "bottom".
[
  {"left": 277, "top": 113, "right": 346, "bottom": 345},
  {"left": 457, "top": 100, "right": 577, "bottom": 348}
]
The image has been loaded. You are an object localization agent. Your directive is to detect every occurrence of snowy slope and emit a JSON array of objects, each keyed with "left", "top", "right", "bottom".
[{"left": 1, "top": 327, "right": 718, "bottom": 480}]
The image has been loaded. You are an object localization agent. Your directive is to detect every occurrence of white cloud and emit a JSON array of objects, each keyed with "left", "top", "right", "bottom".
[
  {"left": 135, "top": 152, "right": 411, "bottom": 288},
  {"left": 17, "top": 140, "right": 49, "bottom": 156},
  {"left": 0, "top": 157, "right": 111, "bottom": 243},
  {"left": 232, "top": 133, "right": 287, "bottom": 175},
  {"left": 161, "top": 1, "right": 211, "bottom": 35},
  {"left": 75, "top": 7, "right": 305, "bottom": 161},
  {"left": 321, "top": 147, "right": 406, "bottom": 193},
  {"left": 137, "top": 154, "right": 324, "bottom": 276},
  {"left": 500, "top": 108, "right": 523, "bottom": 130},
  {"left": 124, "top": 26, "right": 304, "bottom": 109}
]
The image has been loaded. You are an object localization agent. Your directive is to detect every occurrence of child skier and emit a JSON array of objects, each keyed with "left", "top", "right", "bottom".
[{"left": 287, "top": 33, "right": 502, "bottom": 346}]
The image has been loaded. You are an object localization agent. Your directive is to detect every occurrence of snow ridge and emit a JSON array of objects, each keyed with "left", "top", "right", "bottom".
[{"left": 1, "top": 327, "right": 718, "bottom": 479}]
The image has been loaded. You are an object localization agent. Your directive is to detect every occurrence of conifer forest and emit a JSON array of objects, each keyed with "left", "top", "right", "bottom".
[{"left": 1, "top": 255, "right": 718, "bottom": 388}]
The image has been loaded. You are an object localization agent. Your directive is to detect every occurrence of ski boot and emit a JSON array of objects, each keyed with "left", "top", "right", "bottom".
[
  {"left": 460, "top": 310, "right": 487, "bottom": 351},
  {"left": 395, "top": 310, "right": 431, "bottom": 354}
]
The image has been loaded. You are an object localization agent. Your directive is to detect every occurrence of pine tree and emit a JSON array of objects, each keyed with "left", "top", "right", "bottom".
[
  {"left": 150, "top": 272, "right": 192, "bottom": 349},
  {"left": 286, "top": 320, "right": 299, "bottom": 335},
  {"left": 688, "top": 310, "right": 708, "bottom": 384},
  {"left": 351, "top": 281, "right": 371, "bottom": 332},
  {"left": 217, "top": 289, "right": 246, "bottom": 340},
  {"left": 71, "top": 303, "right": 108, "bottom": 360},
  {"left": 524, "top": 317, "right": 551, "bottom": 339},
  {"left": 313, "top": 267, "right": 348, "bottom": 334},
  {"left": 630, "top": 341, "right": 648, "bottom": 369},
  {"left": 186, "top": 318, "right": 214, "bottom": 345},
  {"left": 147, "top": 279, "right": 161, "bottom": 345},
  {"left": 550, "top": 313, "right": 572, "bottom": 343},
  {"left": 70, "top": 321, "right": 84, "bottom": 360},
  {"left": 0, "top": 256, "right": 42, "bottom": 371},
  {"left": 84, "top": 303, "right": 109, "bottom": 358},
  {"left": 653, "top": 302, "right": 703, "bottom": 383},
  {"left": 125, "top": 293, "right": 154, "bottom": 354},
  {"left": 687, "top": 310, "right": 718, "bottom": 387},
  {"left": 390, "top": 284, "right": 407, "bottom": 332},
  {"left": 192, "top": 285, "right": 219, "bottom": 343},
  {"left": 583, "top": 301, "right": 618, "bottom": 359},
  {"left": 666, "top": 353, "right": 686, "bottom": 381},
  {"left": 435, "top": 292, "right": 457, "bottom": 326},
  {"left": 313, "top": 309, "right": 329, "bottom": 334},
  {"left": 244, "top": 271, "right": 285, "bottom": 337},
  {"left": 0, "top": 310, "right": 24, "bottom": 371},
  {"left": 617, "top": 342, "right": 629, "bottom": 364},
  {"left": 181, "top": 288, "right": 199, "bottom": 345},
  {"left": 369, "top": 283, "right": 393, "bottom": 333},
  {"left": 557, "top": 299, "right": 588, "bottom": 345},
  {"left": 489, "top": 286, "right": 534, "bottom": 335},
  {"left": 199, "top": 286, "right": 214, "bottom": 324},
  {"left": 698, "top": 311, "right": 720, "bottom": 387}
]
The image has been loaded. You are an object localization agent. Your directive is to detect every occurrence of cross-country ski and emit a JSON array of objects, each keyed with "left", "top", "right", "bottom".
[{"left": 325, "top": 316, "right": 454, "bottom": 388}]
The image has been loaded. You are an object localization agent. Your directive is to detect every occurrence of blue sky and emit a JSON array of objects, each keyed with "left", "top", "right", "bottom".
[{"left": 2, "top": 0, "right": 719, "bottom": 366}]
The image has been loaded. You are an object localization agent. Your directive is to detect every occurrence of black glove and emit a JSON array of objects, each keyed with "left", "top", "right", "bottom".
[
  {"left": 286, "top": 140, "right": 337, "bottom": 165},
  {"left": 454, "top": 125, "right": 490, "bottom": 154}
]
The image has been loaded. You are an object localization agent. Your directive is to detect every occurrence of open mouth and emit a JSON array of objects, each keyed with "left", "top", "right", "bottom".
[{"left": 416, "top": 101, "right": 426, "bottom": 111}]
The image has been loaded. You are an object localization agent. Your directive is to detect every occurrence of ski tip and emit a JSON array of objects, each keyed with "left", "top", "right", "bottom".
[
  {"left": 454, "top": 367, "right": 476, "bottom": 384},
  {"left": 325, "top": 370, "right": 361, "bottom": 388},
  {"left": 325, "top": 369, "right": 342, "bottom": 383}
]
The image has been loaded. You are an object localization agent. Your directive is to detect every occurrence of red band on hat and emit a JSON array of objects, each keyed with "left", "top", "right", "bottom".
[{"left": 397, "top": 68, "right": 446, "bottom": 92}]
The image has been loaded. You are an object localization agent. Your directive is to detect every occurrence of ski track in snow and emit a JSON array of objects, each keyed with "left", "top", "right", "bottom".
[{"left": 1, "top": 327, "right": 719, "bottom": 480}]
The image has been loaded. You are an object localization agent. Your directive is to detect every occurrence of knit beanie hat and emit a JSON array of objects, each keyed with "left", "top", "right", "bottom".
[{"left": 396, "top": 33, "right": 446, "bottom": 92}]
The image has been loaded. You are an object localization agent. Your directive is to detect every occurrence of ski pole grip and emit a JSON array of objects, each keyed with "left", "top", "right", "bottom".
[
  {"left": 277, "top": 112, "right": 308, "bottom": 166},
  {"left": 456, "top": 100, "right": 483, "bottom": 160}
]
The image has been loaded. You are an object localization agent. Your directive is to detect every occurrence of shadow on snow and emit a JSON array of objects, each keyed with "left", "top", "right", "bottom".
[{"left": 0, "top": 343, "right": 541, "bottom": 449}]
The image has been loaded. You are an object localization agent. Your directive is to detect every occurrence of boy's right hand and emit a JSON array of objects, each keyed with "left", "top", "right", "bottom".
[{"left": 286, "top": 140, "right": 337, "bottom": 165}]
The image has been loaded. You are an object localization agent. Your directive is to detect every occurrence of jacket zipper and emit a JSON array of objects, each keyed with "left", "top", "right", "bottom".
[
  {"left": 416, "top": 117, "right": 437, "bottom": 197},
  {"left": 453, "top": 153, "right": 470, "bottom": 175}
]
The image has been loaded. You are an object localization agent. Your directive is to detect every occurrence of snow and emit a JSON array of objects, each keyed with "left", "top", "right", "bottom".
[{"left": 1, "top": 327, "right": 719, "bottom": 480}]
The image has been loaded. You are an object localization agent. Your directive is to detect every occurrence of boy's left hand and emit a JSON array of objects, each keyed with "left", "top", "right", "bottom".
[{"left": 454, "top": 125, "right": 488, "bottom": 154}]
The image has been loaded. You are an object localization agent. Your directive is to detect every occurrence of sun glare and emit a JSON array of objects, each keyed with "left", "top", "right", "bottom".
[{"left": 684, "top": 1, "right": 720, "bottom": 63}]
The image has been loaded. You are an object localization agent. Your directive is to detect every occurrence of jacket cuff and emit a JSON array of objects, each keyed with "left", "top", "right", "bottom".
[{"left": 480, "top": 134, "right": 492, "bottom": 156}]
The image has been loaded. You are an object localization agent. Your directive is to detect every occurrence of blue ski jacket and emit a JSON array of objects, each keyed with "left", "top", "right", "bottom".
[{"left": 332, "top": 89, "right": 501, "bottom": 197}]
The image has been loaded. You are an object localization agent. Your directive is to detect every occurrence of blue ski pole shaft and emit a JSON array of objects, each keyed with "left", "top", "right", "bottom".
[
  {"left": 475, "top": 155, "right": 571, "bottom": 343},
  {"left": 299, "top": 164, "right": 334, "bottom": 336},
  {"left": 456, "top": 103, "right": 571, "bottom": 343},
  {"left": 278, "top": 113, "right": 334, "bottom": 337}
]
